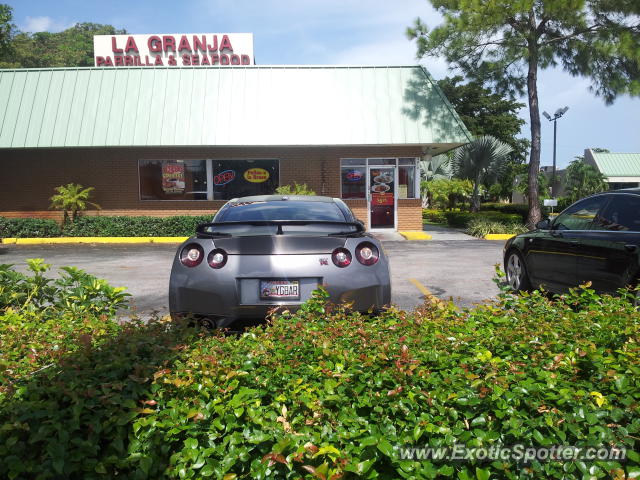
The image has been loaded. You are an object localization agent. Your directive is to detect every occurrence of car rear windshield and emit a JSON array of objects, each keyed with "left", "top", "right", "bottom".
[
  {"left": 208, "top": 200, "right": 355, "bottom": 236},
  {"left": 217, "top": 201, "right": 347, "bottom": 222}
]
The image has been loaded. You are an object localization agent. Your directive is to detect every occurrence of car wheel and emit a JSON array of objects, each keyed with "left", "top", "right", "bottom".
[{"left": 505, "top": 250, "right": 531, "bottom": 292}]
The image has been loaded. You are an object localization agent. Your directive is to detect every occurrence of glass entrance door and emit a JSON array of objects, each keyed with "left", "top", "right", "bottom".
[{"left": 368, "top": 167, "right": 396, "bottom": 229}]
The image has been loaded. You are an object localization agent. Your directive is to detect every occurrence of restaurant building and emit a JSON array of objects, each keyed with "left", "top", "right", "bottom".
[{"left": 0, "top": 56, "right": 470, "bottom": 231}]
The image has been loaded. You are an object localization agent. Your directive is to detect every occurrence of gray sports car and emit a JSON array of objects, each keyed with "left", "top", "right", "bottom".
[{"left": 169, "top": 195, "right": 391, "bottom": 328}]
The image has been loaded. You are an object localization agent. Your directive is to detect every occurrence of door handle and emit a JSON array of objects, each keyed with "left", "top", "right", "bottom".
[{"left": 624, "top": 244, "right": 638, "bottom": 253}]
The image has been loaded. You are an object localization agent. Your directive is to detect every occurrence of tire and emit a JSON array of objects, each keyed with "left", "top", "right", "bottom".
[{"left": 505, "top": 250, "right": 531, "bottom": 292}]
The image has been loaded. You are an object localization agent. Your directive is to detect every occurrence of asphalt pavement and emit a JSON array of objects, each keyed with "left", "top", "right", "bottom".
[{"left": 0, "top": 227, "right": 506, "bottom": 317}]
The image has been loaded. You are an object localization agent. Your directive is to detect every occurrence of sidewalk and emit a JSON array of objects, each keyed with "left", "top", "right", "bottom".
[{"left": 422, "top": 223, "right": 476, "bottom": 241}]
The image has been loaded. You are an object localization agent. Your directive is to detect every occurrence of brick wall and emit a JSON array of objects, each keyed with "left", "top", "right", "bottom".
[{"left": 0, "top": 146, "right": 424, "bottom": 230}]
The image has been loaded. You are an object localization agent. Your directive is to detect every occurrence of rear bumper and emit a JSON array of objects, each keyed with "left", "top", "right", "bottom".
[
  {"left": 170, "top": 281, "right": 390, "bottom": 322},
  {"left": 169, "top": 251, "right": 391, "bottom": 324}
]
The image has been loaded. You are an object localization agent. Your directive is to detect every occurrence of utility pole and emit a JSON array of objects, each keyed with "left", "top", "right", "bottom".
[{"left": 542, "top": 106, "right": 569, "bottom": 197}]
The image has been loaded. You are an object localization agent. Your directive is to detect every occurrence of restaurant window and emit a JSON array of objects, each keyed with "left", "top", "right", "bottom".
[
  {"left": 340, "top": 166, "right": 366, "bottom": 199},
  {"left": 139, "top": 160, "right": 207, "bottom": 200},
  {"left": 212, "top": 159, "right": 279, "bottom": 200},
  {"left": 340, "top": 158, "right": 418, "bottom": 199},
  {"left": 398, "top": 164, "right": 416, "bottom": 199},
  {"left": 340, "top": 159, "right": 366, "bottom": 199}
]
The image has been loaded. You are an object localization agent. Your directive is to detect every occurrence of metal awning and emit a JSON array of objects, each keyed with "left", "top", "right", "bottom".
[{"left": 0, "top": 65, "right": 471, "bottom": 152}]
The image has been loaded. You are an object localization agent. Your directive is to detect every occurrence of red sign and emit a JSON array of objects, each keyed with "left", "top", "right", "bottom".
[
  {"left": 345, "top": 170, "right": 363, "bottom": 181},
  {"left": 372, "top": 193, "right": 393, "bottom": 205},
  {"left": 94, "top": 33, "right": 254, "bottom": 67},
  {"left": 214, "top": 170, "right": 236, "bottom": 186}
]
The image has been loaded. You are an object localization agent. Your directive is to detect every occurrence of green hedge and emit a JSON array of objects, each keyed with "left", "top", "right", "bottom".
[
  {"left": 61, "top": 215, "right": 213, "bottom": 237},
  {"left": 480, "top": 202, "right": 529, "bottom": 221},
  {"left": 444, "top": 210, "right": 523, "bottom": 228},
  {"left": 0, "top": 215, "right": 214, "bottom": 238},
  {"left": 422, "top": 209, "right": 447, "bottom": 224},
  {"left": 0, "top": 217, "right": 61, "bottom": 238},
  {"left": 1, "top": 266, "right": 639, "bottom": 479}
]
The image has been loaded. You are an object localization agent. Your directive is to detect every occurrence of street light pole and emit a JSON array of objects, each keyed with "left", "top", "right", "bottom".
[{"left": 542, "top": 106, "right": 569, "bottom": 198}]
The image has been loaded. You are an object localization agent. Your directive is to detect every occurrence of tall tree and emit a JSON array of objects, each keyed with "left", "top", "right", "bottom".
[
  {"left": 452, "top": 135, "right": 513, "bottom": 212},
  {"left": 437, "top": 76, "right": 530, "bottom": 200},
  {"left": 408, "top": 1, "right": 640, "bottom": 227},
  {"left": 0, "top": 3, "right": 15, "bottom": 62},
  {"left": 2, "top": 22, "right": 126, "bottom": 68}
]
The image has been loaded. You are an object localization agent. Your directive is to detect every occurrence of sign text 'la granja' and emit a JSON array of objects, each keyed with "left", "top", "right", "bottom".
[{"left": 93, "top": 33, "right": 254, "bottom": 67}]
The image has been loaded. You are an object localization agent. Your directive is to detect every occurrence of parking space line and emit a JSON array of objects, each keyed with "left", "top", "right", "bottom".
[{"left": 409, "top": 278, "right": 446, "bottom": 307}]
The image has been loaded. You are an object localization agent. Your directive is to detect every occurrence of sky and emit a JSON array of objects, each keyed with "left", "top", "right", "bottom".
[{"left": 10, "top": 0, "right": 640, "bottom": 169}]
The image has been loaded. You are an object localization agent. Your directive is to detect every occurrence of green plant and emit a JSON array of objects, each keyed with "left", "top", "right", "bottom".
[
  {"left": 466, "top": 217, "right": 529, "bottom": 237},
  {"left": 0, "top": 217, "right": 61, "bottom": 238},
  {"left": 275, "top": 182, "right": 316, "bottom": 196},
  {"left": 49, "top": 183, "right": 101, "bottom": 222},
  {"left": 1, "top": 277, "right": 639, "bottom": 479},
  {"left": 564, "top": 159, "right": 608, "bottom": 203},
  {"left": 422, "top": 178, "right": 473, "bottom": 210},
  {"left": 61, "top": 215, "right": 212, "bottom": 237},
  {"left": 422, "top": 208, "right": 447, "bottom": 224},
  {"left": 452, "top": 135, "right": 513, "bottom": 212},
  {"left": 444, "top": 210, "right": 522, "bottom": 228},
  {"left": 0, "top": 259, "right": 130, "bottom": 319}
]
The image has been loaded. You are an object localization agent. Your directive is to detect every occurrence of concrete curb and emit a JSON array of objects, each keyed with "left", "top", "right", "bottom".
[
  {"left": 483, "top": 234, "right": 516, "bottom": 241},
  {"left": 399, "top": 231, "right": 433, "bottom": 241},
  {"left": 1, "top": 237, "right": 189, "bottom": 245}
]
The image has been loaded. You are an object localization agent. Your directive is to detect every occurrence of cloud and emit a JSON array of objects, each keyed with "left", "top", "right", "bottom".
[
  {"left": 329, "top": 36, "right": 451, "bottom": 78},
  {"left": 21, "top": 16, "right": 75, "bottom": 33}
]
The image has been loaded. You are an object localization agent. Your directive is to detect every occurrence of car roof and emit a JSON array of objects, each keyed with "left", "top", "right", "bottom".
[
  {"left": 606, "top": 188, "right": 640, "bottom": 195},
  {"left": 227, "top": 195, "right": 337, "bottom": 203}
]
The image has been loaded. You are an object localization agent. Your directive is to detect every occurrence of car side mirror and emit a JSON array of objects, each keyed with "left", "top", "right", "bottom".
[{"left": 535, "top": 218, "right": 551, "bottom": 230}]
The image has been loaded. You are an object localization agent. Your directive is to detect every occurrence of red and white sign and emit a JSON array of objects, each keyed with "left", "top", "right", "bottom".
[
  {"left": 93, "top": 33, "right": 254, "bottom": 67},
  {"left": 162, "top": 162, "right": 185, "bottom": 194}
]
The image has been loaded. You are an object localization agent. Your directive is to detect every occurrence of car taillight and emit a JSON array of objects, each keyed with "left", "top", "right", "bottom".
[
  {"left": 356, "top": 242, "right": 379, "bottom": 266},
  {"left": 180, "top": 244, "right": 204, "bottom": 267},
  {"left": 332, "top": 247, "right": 352, "bottom": 268},
  {"left": 207, "top": 249, "right": 227, "bottom": 269}
]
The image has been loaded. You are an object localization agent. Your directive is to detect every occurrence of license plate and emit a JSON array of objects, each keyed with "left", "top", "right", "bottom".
[{"left": 259, "top": 280, "right": 300, "bottom": 300}]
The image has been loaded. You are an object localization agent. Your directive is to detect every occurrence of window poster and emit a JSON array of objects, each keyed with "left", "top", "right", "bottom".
[{"left": 162, "top": 162, "right": 186, "bottom": 194}]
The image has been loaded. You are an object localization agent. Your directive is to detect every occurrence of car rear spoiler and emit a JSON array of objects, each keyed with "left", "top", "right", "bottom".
[{"left": 195, "top": 220, "right": 365, "bottom": 238}]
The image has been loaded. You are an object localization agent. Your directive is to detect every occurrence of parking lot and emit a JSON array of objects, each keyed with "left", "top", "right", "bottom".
[{"left": 0, "top": 231, "right": 506, "bottom": 317}]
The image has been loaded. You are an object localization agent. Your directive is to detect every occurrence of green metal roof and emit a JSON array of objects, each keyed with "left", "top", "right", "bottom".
[
  {"left": 590, "top": 151, "right": 640, "bottom": 177},
  {"left": 0, "top": 66, "right": 470, "bottom": 150}
]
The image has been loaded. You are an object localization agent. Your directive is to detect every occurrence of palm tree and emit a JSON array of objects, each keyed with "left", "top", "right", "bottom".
[
  {"left": 563, "top": 159, "right": 608, "bottom": 203},
  {"left": 50, "top": 183, "right": 101, "bottom": 222},
  {"left": 420, "top": 154, "right": 452, "bottom": 182},
  {"left": 420, "top": 154, "right": 453, "bottom": 207},
  {"left": 452, "top": 136, "right": 513, "bottom": 212}
]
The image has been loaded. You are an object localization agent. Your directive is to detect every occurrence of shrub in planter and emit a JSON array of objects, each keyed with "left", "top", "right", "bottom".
[
  {"left": 466, "top": 218, "right": 529, "bottom": 237},
  {"left": 0, "top": 217, "right": 60, "bottom": 238},
  {"left": 444, "top": 210, "right": 522, "bottom": 228}
]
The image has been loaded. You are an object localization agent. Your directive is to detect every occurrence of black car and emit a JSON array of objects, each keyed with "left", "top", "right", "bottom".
[{"left": 504, "top": 189, "right": 640, "bottom": 301}]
